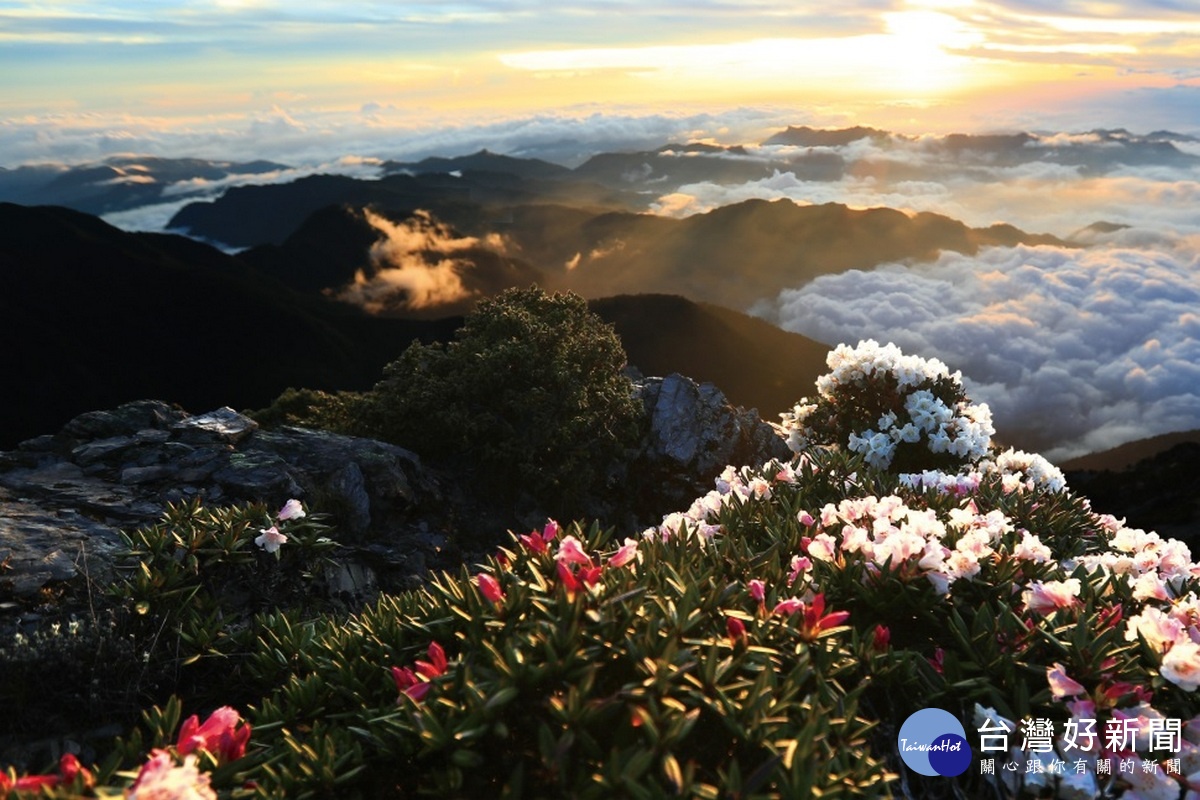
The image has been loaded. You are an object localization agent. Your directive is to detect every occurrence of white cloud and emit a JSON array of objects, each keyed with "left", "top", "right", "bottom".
[
  {"left": 0, "top": 106, "right": 799, "bottom": 171},
  {"left": 648, "top": 133, "right": 1200, "bottom": 240},
  {"left": 333, "top": 209, "right": 507, "bottom": 312},
  {"left": 759, "top": 242, "right": 1200, "bottom": 462}
]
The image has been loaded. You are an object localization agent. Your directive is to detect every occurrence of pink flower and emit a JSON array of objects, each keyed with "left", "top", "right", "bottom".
[
  {"left": 929, "top": 647, "right": 945, "bottom": 674},
  {"left": 414, "top": 642, "right": 448, "bottom": 680},
  {"left": 872, "top": 624, "right": 891, "bottom": 653},
  {"left": 254, "top": 526, "right": 288, "bottom": 554},
  {"left": 556, "top": 561, "right": 601, "bottom": 596},
  {"left": 58, "top": 754, "right": 92, "bottom": 789},
  {"left": 476, "top": 572, "right": 505, "bottom": 604},
  {"left": 391, "top": 666, "right": 432, "bottom": 703},
  {"left": 1047, "top": 663, "right": 1086, "bottom": 699},
  {"left": 555, "top": 535, "right": 593, "bottom": 567},
  {"left": 176, "top": 706, "right": 251, "bottom": 763},
  {"left": 797, "top": 511, "right": 816, "bottom": 527},
  {"left": 11, "top": 772, "right": 58, "bottom": 792},
  {"left": 607, "top": 538, "right": 639, "bottom": 569},
  {"left": 800, "top": 593, "right": 849, "bottom": 638},
  {"left": 726, "top": 616, "right": 747, "bottom": 648},
  {"left": 518, "top": 532, "right": 548, "bottom": 553},
  {"left": 748, "top": 579, "right": 766, "bottom": 604},
  {"left": 787, "top": 555, "right": 812, "bottom": 586},
  {"left": 1021, "top": 578, "right": 1081, "bottom": 615},
  {"left": 0, "top": 754, "right": 94, "bottom": 794},
  {"left": 1067, "top": 697, "right": 1096, "bottom": 720},
  {"left": 772, "top": 598, "right": 804, "bottom": 616},
  {"left": 277, "top": 499, "right": 306, "bottom": 521},
  {"left": 519, "top": 519, "right": 560, "bottom": 553}
]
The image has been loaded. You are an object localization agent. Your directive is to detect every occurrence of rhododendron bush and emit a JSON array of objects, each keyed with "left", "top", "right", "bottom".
[{"left": 6, "top": 340, "right": 1199, "bottom": 799}]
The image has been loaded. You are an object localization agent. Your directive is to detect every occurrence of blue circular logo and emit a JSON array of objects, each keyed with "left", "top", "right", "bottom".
[{"left": 897, "top": 708, "right": 971, "bottom": 777}]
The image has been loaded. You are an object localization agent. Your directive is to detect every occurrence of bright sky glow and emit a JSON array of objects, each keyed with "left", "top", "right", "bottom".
[{"left": 2, "top": 0, "right": 1199, "bottom": 164}]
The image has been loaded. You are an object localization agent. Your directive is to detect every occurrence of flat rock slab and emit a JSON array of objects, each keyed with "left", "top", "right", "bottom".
[{"left": 0, "top": 489, "right": 124, "bottom": 597}]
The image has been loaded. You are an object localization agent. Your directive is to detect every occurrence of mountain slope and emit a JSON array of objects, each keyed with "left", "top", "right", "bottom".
[
  {"left": 0, "top": 203, "right": 457, "bottom": 446},
  {"left": 224, "top": 198, "right": 1069, "bottom": 315},
  {"left": 590, "top": 294, "right": 828, "bottom": 418},
  {"left": 539, "top": 199, "right": 1068, "bottom": 310}
]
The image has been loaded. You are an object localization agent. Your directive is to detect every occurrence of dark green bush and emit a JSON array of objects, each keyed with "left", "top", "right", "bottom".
[
  {"left": 361, "top": 286, "right": 643, "bottom": 515},
  {"left": 108, "top": 499, "right": 339, "bottom": 710},
  {"left": 247, "top": 387, "right": 369, "bottom": 435}
]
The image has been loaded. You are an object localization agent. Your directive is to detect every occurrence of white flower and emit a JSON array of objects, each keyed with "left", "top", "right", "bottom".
[
  {"left": 277, "top": 498, "right": 306, "bottom": 520},
  {"left": 1013, "top": 531, "right": 1052, "bottom": 563},
  {"left": 806, "top": 533, "right": 838, "bottom": 562},
  {"left": 1161, "top": 639, "right": 1200, "bottom": 691},
  {"left": 1126, "top": 607, "right": 1185, "bottom": 653},
  {"left": 255, "top": 526, "right": 288, "bottom": 554},
  {"left": 127, "top": 752, "right": 216, "bottom": 800}
]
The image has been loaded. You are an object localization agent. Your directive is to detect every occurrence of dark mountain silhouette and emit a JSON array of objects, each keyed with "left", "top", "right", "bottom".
[
  {"left": 238, "top": 204, "right": 545, "bottom": 317},
  {"left": 382, "top": 148, "right": 573, "bottom": 181},
  {"left": 1061, "top": 429, "right": 1200, "bottom": 472},
  {"left": 574, "top": 145, "right": 771, "bottom": 189},
  {"left": 181, "top": 196, "right": 1068, "bottom": 314},
  {"left": 237, "top": 204, "right": 384, "bottom": 293},
  {"left": 0, "top": 203, "right": 459, "bottom": 447},
  {"left": 762, "top": 125, "right": 889, "bottom": 147},
  {"left": 1065, "top": 435, "right": 1200, "bottom": 545},
  {"left": 589, "top": 294, "right": 828, "bottom": 418},
  {"left": 534, "top": 199, "right": 1068, "bottom": 309},
  {"left": 170, "top": 170, "right": 638, "bottom": 248},
  {"left": 0, "top": 156, "right": 287, "bottom": 216}
]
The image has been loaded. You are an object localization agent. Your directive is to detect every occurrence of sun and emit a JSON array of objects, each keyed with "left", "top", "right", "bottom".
[
  {"left": 869, "top": 10, "right": 986, "bottom": 96},
  {"left": 496, "top": 9, "right": 992, "bottom": 113}
]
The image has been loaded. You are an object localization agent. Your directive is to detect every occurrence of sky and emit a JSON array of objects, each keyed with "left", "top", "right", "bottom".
[{"left": 3, "top": 0, "right": 1200, "bottom": 166}]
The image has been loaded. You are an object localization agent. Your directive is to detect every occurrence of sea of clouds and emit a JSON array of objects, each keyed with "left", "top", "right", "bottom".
[
  {"left": 671, "top": 131, "right": 1200, "bottom": 460},
  {"left": 754, "top": 242, "right": 1200, "bottom": 462}
]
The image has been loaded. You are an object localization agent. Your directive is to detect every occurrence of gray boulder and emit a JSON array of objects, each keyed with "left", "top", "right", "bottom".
[
  {"left": 631, "top": 374, "right": 791, "bottom": 516},
  {"left": 0, "top": 401, "right": 444, "bottom": 599}
]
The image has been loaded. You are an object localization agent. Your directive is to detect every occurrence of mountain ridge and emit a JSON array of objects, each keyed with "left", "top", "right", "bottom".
[{"left": 0, "top": 203, "right": 832, "bottom": 448}]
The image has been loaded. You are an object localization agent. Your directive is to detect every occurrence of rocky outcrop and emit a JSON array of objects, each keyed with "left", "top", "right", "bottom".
[
  {"left": 631, "top": 374, "right": 791, "bottom": 516},
  {"left": 0, "top": 380, "right": 790, "bottom": 604},
  {"left": 0, "top": 400, "right": 446, "bottom": 601}
]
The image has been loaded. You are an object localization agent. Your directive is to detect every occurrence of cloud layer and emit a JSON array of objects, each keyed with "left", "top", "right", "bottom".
[
  {"left": 333, "top": 209, "right": 506, "bottom": 312},
  {"left": 759, "top": 242, "right": 1200, "bottom": 462},
  {"left": 650, "top": 130, "right": 1200, "bottom": 240}
]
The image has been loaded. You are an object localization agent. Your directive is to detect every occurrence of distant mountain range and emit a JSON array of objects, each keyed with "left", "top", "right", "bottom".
[
  {"left": 3, "top": 126, "right": 1195, "bottom": 246},
  {"left": 183, "top": 196, "right": 1067, "bottom": 314},
  {"left": 0, "top": 156, "right": 287, "bottom": 216},
  {"left": 0, "top": 203, "right": 832, "bottom": 447}
]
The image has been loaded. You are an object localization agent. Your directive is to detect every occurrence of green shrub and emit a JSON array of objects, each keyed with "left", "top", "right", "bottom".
[
  {"left": 247, "top": 387, "right": 369, "bottom": 435},
  {"left": 361, "top": 286, "right": 643, "bottom": 515},
  {"left": 108, "top": 499, "right": 339, "bottom": 709}
]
